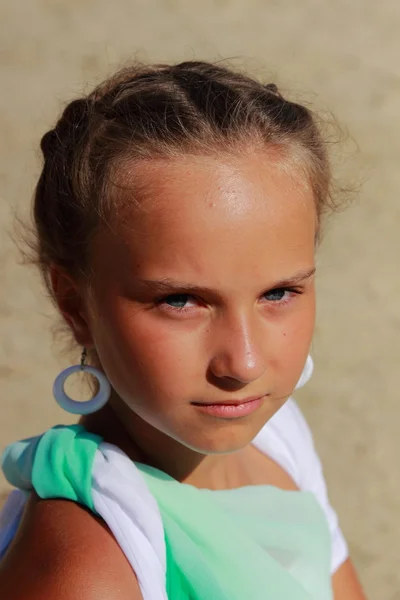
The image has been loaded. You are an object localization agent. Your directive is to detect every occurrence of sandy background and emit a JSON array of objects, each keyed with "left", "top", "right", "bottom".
[{"left": 1, "top": 1, "right": 400, "bottom": 597}]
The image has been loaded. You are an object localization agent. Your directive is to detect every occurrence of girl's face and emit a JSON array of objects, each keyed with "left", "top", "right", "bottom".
[{"left": 85, "top": 151, "right": 317, "bottom": 454}]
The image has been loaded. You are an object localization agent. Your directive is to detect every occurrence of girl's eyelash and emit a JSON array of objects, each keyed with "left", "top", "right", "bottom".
[
  {"left": 155, "top": 293, "right": 197, "bottom": 312},
  {"left": 155, "top": 287, "right": 303, "bottom": 313},
  {"left": 261, "top": 287, "right": 302, "bottom": 305},
  {"left": 266, "top": 286, "right": 302, "bottom": 296},
  {"left": 153, "top": 294, "right": 201, "bottom": 317},
  {"left": 155, "top": 293, "right": 193, "bottom": 305}
]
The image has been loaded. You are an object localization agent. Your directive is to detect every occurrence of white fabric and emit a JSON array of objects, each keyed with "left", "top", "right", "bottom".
[
  {"left": 253, "top": 399, "right": 348, "bottom": 574},
  {"left": 92, "top": 444, "right": 167, "bottom": 600},
  {"left": 294, "top": 355, "right": 314, "bottom": 391}
]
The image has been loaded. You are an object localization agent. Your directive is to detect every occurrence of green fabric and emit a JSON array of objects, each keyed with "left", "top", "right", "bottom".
[
  {"left": 2, "top": 425, "right": 102, "bottom": 512},
  {"left": 32, "top": 425, "right": 102, "bottom": 512},
  {"left": 137, "top": 464, "right": 331, "bottom": 600},
  {"left": 1, "top": 435, "right": 42, "bottom": 492},
  {"left": 2, "top": 425, "right": 333, "bottom": 599},
  {"left": 165, "top": 534, "right": 192, "bottom": 598}
]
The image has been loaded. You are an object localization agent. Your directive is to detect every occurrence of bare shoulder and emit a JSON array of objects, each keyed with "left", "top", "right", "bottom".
[
  {"left": 0, "top": 493, "right": 142, "bottom": 600},
  {"left": 332, "top": 558, "right": 367, "bottom": 600}
]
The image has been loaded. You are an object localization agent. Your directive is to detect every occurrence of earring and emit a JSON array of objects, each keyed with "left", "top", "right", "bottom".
[
  {"left": 294, "top": 355, "right": 314, "bottom": 391},
  {"left": 53, "top": 348, "right": 111, "bottom": 415}
]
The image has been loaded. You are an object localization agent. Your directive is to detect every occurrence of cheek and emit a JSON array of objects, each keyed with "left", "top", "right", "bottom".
[
  {"left": 283, "top": 299, "right": 315, "bottom": 344},
  {"left": 94, "top": 303, "right": 204, "bottom": 404},
  {"left": 272, "top": 297, "right": 316, "bottom": 388}
]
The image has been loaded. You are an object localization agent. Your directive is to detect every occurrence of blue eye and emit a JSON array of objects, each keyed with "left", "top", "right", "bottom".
[
  {"left": 163, "top": 294, "right": 191, "bottom": 308},
  {"left": 264, "top": 288, "right": 288, "bottom": 302}
]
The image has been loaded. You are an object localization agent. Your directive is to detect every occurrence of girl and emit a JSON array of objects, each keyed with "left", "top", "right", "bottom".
[{"left": 0, "top": 61, "right": 365, "bottom": 599}]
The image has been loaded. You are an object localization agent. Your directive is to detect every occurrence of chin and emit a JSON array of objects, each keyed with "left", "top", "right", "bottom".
[
  {"left": 182, "top": 419, "right": 263, "bottom": 455},
  {"left": 180, "top": 397, "right": 283, "bottom": 455}
]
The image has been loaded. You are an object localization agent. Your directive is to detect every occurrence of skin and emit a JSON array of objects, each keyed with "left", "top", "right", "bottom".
[{"left": 0, "top": 151, "right": 366, "bottom": 598}]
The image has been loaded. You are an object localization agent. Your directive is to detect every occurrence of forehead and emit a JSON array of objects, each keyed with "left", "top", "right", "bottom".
[{"left": 98, "top": 152, "right": 316, "bottom": 280}]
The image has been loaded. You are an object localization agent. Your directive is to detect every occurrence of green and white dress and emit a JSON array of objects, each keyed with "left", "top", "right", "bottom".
[{"left": 0, "top": 399, "right": 346, "bottom": 599}]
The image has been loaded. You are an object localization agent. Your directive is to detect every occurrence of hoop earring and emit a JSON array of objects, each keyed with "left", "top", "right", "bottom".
[{"left": 53, "top": 348, "right": 111, "bottom": 415}]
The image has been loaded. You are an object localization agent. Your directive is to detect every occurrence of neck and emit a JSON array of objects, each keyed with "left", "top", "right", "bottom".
[{"left": 81, "top": 399, "right": 239, "bottom": 490}]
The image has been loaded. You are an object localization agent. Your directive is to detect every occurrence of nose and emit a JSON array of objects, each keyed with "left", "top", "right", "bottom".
[{"left": 208, "top": 312, "right": 267, "bottom": 387}]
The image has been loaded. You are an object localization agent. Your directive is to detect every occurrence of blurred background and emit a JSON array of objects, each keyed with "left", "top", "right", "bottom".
[{"left": 1, "top": 1, "right": 400, "bottom": 597}]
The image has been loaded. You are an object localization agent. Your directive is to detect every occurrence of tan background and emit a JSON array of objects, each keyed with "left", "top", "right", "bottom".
[{"left": 1, "top": 1, "right": 400, "bottom": 598}]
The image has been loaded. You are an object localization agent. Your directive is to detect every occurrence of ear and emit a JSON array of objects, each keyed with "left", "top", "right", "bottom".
[{"left": 49, "top": 264, "right": 93, "bottom": 347}]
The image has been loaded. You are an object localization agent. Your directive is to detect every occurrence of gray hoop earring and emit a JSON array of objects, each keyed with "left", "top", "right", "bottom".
[{"left": 53, "top": 349, "right": 111, "bottom": 415}]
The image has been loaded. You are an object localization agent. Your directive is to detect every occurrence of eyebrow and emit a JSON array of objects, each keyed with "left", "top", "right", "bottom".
[{"left": 138, "top": 267, "right": 316, "bottom": 295}]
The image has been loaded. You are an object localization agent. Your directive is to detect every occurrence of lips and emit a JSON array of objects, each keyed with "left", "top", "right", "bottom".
[
  {"left": 192, "top": 395, "right": 265, "bottom": 407},
  {"left": 191, "top": 395, "right": 265, "bottom": 419}
]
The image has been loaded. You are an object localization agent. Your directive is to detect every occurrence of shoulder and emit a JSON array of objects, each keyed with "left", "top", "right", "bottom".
[{"left": 0, "top": 493, "right": 142, "bottom": 600}]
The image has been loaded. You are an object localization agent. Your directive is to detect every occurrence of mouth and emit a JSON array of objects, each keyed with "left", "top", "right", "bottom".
[{"left": 191, "top": 395, "right": 266, "bottom": 419}]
